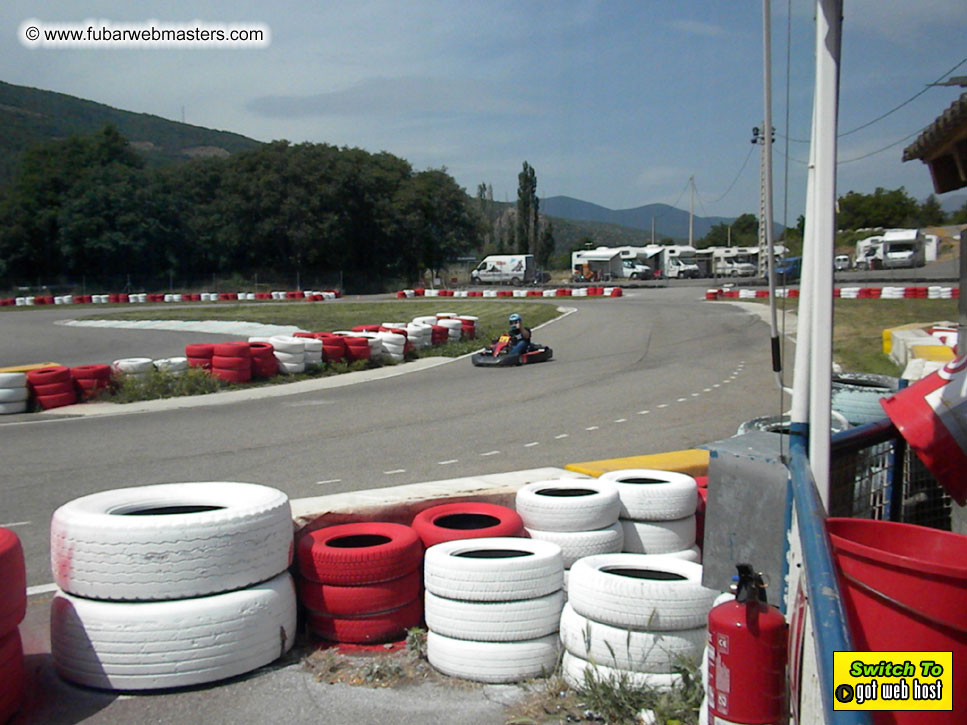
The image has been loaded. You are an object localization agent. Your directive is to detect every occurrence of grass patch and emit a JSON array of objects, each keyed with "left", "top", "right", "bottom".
[
  {"left": 83, "top": 300, "right": 563, "bottom": 358},
  {"left": 759, "top": 298, "right": 958, "bottom": 376}
]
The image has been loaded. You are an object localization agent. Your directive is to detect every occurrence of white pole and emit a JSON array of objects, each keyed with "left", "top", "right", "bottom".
[
  {"left": 807, "top": 0, "right": 842, "bottom": 500},
  {"left": 762, "top": 0, "right": 782, "bottom": 389},
  {"left": 688, "top": 176, "right": 694, "bottom": 247}
]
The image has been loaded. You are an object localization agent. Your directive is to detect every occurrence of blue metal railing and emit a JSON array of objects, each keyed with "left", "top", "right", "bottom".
[{"left": 788, "top": 424, "right": 872, "bottom": 725}]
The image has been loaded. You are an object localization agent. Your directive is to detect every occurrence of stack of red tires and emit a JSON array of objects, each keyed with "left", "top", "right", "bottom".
[
  {"left": 210, "top": 342, "right": 251, "bottom": 383},
  {"left": 296, "top": 523, "right": 424, "bottom": 644},
  {"left": 185, "top": 343, "right": 215, "bottom": 370},
  {"left": 248, "top": 342, "right": 278, "bottom": 379},
  {"left": 27, "top": 366, "right": 77, "bottom": 410},
  {"left": 0, "top": 528, "right": 27, "bottom": 722},
  {"left": 70, "top": 364, "right": 112, "bottom": 401}
]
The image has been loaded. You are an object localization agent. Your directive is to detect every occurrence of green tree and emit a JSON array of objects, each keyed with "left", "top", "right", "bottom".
[
  {"left": 836, "top": 187, "right": 918, "bottom": 229},
  {"left": 536, "top": 220, "right": 555, "bottom": 268},
  {"left": 698, "top": 213, "right": 758, "bottom": 248},
  {"left": 516, "top": 161, "right": 539, "bottom": 255},
  {"left": 917, "top": 194, "right": 946, "bottom": 226},
  {"left": 952, "top": 200, "right": 967, "bottom": 225}
]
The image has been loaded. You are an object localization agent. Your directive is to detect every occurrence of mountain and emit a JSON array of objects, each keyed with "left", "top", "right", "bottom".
[
  {"left": 0, "top": 80, "right": 262, "bottom": 185},
  {"left": 940, "top": 192, "right": 966, "bottom": 214},
  {"left": 541, "top": 195, "right": 735, "bottom": 242}
]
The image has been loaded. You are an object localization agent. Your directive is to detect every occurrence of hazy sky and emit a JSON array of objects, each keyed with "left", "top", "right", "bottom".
[{"left": 3, "top": 1, "right": 966, "bottom": 222}]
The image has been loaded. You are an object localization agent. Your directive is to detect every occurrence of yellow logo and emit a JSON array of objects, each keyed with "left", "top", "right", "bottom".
[{"left": 833, "top": 652, "right": 952, "bottom": 711}]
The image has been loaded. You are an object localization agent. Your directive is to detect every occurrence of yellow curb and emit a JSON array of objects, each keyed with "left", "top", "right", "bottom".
[
  {"left": 881, "top": 323, "right": 924, "bottom": 355},
  {"left": 0, "top": 362, "right": 61, "bottom": 373},
  {"left": 564, "top": 449, "right": 710, "bottom": 478},
  {"left": 911, "top": 344, "right": 956, "bottom": 362}
]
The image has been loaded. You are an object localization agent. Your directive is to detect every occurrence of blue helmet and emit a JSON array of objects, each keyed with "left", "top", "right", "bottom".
[{"left": 508, "top": 313, "right": 521, "bottom": 323}]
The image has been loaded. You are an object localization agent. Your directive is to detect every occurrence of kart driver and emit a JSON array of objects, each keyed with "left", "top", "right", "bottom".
[{"left": 508, "top": 313, "right": 531, "bottom": 357}]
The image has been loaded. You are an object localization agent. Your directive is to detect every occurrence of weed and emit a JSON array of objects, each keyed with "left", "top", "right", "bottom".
[
  {"left": 109, "top": 366, "right": 222, "bottom": 403},
  {"left": 405, "top": 627, "right": 427, "bottom": 660}
]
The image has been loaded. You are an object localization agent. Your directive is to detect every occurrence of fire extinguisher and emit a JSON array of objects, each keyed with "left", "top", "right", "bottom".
[{"left": 707, "top": 563, "right": 788, "bottom": 724}]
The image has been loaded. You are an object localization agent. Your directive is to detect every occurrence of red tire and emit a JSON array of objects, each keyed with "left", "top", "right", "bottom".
[
  {"left": 26, "top": 366, "right": 70, "bottom": 385},
  {"left": 71, "top": 364, "right": 111, "bottom": 381},
  {"left": 210, "top": 355, "right": 251, "bottom": 371},
  {"left": 212, "top": 341, "right": 250, "bottom": 358},
  {"left": 248, "top": 342, "right": 275, "bottom": 359},
  {"left": 210, "top": 367, "right": 251, "bottom": 384},
  {"left": 29, "top": 381, "right": 75, "bottom": 397},
  {"left": 305, "top": 597, "right": 423, "bottom": 644},
  {"left": 411, "top": 502, "right": 525, "bottom": 548},
  {"left": 0, "top": 630, "right": 24, "bottom": 723},
  {"left": 35, "top": 392, "right": 78, "bottom": 409},
  {"left": 297, "top": 522, "right": 423, "bottom": 585},
  {"left": 299, "top": 568, "right": 422, "bottom": 616},
  {"left": 185, "top": 343, "right": 215, "bottom": 358},
  {"left": 0, "top": 529, "right": 26, "bottom": 637},
  {"left": 74, "top": 378, "right": 108, "bottom": 391},
  {"left": 251, "top": 356, "right": 278, "bottom": 378},
  {"left": 187, "top": 356, "right": 212, "bottom": 369}
]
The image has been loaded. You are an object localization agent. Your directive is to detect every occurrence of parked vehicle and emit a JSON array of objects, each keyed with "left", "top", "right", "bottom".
[
  {"left": 715, "top": 258, "right": 757, "bottom": 277},
  {"left": 663, "top": 253, "right": 701, "bottom": 279},
  {"left": 470, "top": 255, "right": 536, "bottom": 285},
  {"left": 834, "top": 255, "right": 851, "bottom": 271},
  {"left": 775, "top": 256, "right": 802, "bottom": 283},
  {"left": 620, "top": 259, "right": 653, "bottom": 280},
  {"left": 881, "top": 229, "right": 925, "bottom": 269}
]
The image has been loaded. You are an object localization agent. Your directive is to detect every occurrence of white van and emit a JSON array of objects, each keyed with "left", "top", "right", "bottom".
[
  {"left": 470, "top": 254, "right": 535, "bottom": 285},
  {"left": 881, "top": 229, "right": 925, "bottom": 269}
]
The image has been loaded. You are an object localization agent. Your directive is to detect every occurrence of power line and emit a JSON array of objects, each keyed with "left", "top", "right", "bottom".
[
  {"left": 699, "top": 144, "right": 757, "bottom": 204},
  {"left": 772, "top": 123, "right": 930, "bottom": 166},
  {"left": 778, "top": 54, "right": 967, "bottom": 144}
]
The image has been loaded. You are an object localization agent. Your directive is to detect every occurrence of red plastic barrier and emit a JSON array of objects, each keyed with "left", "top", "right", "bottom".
[
  {"left": 705, "top": 290, "right": 720, "bottom": 301},
  {"left": 413, "top": 288, "right": 426, "bottom": 296},
  {"left": 609, "top": 287, "right": 622, "bottom": 297},
  {"left": 467, "top": 290, "right": 483, "bottom": 297}
]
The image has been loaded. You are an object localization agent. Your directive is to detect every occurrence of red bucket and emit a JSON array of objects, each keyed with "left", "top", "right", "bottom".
[
  {"left": 828, "top": 518, "right": 967, "bottom": 724},
  {"left": 880, "top": 355, "right": 967, "bottom": 505}
]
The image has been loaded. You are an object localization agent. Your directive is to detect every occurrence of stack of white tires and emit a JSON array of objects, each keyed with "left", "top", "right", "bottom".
[
  {"left": 0, "top": 373, "right": 29, "bottom": 415},
  {"left": 515, "top": 479, "right": 623, "bottom": 577},
  {"left": 424, "top": 537, "right": 564, "bottom": 683},
  {"left": 153, "top": 356, "right": 189, "bottom": 375},
  {"left": 266, "top": 335, "right": 306, "bottom": 374},
  {"left": 49, "top": 482, "right": 297, "bottom": 690},
  {"left": 302, "top": 337, "right": 324, "bottom": 368},
  {"left": 436, "top": 318, "right": 463, "bottom": 341},
  {"left": 111, "top": 357, "right": 154, "bottom": 380},
  {"left": 562, "top": 554, "right": 717, "bottom": 691},
  {"left": 599, "top": 470, "right": 700, "bottom": 559},
  {"left": 377, "top": 330, "right": 406, "bottom": 363}
]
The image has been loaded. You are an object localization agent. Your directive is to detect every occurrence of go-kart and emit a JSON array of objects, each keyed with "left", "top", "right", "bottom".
[{"left": 471, "top": 332, "right": 553, "bottom": 367}]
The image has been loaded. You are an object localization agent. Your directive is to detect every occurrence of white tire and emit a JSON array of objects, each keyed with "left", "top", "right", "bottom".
[
  {"left": 568, "top": 554, "right": 717, "bottom": 630},
  {"left": 248, "top": 336, "right": 273, "bottom": 344},
  {"left": 515, "top": 479, "right": 620, "bottom": 532},
  {"left": 661, "top": 545, "right": 702, "bottom": 563},
  {"left": 268, "top": 335, "right": 305, "bottom": 354},
  {"left": 153, "top": 357, "right": 188, "bottom": 372},
  {"left": 0, "top": 387, "right": 29, "bottom": 403},
  {"left": 112, "top": 358, "right": 153, "bottom": 374},
  {"left": 277, "top": 361, "right": 306, "bottom": 375},
  {"left": 50, "top": 481, "right": 293, "bottom": 600},
  {"left": 301, "top": 338, "right": 323, "bottom": 352},
  {"left": 561, "top": 651, "right": 682, "bottom": 692},
  {"left": 598, "top": 469, "right": 698, "bottom": 520},
  {"left": 524, "top": 523, "right": 624, "bottom": 568},
  {"left": 273, "top": 350, "right": 305, "bottom": 364},
  {"left": 0, "top": 401, "right": 28, "bottom": 415},
  {"left": 424, "top": 537, "right": 563, "bottom": 602},
  {"left": 0, "top": 373, "right": 26, "bottom": 387},
  {"left": 559, "top": 603, "right": 704, "bottom": 673},
  {"left": 51, "top": 571, "right": 296, "bottom": 690},
  {"left": 427, "top": 631, "right": 560, "bottom": 683},
  {"left": 425, "top": 589, "right": 564, "bottom": 642},
  {"left": 621, "top": 516, "right": 696, "bottom": 554}
]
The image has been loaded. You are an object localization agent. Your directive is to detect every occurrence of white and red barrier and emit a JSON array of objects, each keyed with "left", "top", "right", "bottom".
[
  {"left": 1, "top": 290, "right": 342, "bottom": 307},
  {"left": 706, "top": 286, "right": 959, "bottom": 301}
]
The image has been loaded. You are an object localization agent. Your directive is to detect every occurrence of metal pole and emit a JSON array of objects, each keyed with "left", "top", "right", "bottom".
[
  {"left": 762, "top": 0, "right": 782, "bottom": 388},
  {"left": 688, "top": 176, "right": 694, "bottom": 247},
  {"left": 807, "top": 0, "right": 842, "bottom": 498},
  {"left": 960, "top": 229, "right": 966, "bottom": 345}
]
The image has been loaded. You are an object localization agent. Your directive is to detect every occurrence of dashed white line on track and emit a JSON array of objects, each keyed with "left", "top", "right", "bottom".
[
  {"left": 480, "top": 450, "right": 501, "bottom": 457},
  {"left": 585, "top": 426, "right": 599, "bottom": 431},
  {"left": 524, "top": 442, "right": 540, "bottom": 447},
  {"left": 437, "top": 459, "right": 458, "bottom": 465},
  {"left": 384, "top": 469, "right": 406, "bottom": 475},
  {"left": 315, "top": 479, "right": 341, "bottom": 485},
  {"left": 0, "top": 521, "right": 30, "bottom": 528},
  {"left": 555, "top": 434, "right": 569, "bottom": 439}
]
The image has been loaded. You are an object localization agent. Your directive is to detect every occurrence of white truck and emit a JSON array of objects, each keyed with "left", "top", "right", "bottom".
[
  {"left": 470, "top": 254, "right": 536, "bottom": 285},
  {"left": 661, "top": 247, "right": 701, "bottom": 279},
  {"left": 881, "top": 229, "right": 926, "bottom": 269}
]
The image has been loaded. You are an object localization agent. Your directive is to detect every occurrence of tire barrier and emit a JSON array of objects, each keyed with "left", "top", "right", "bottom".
[
  {"left": 27, "top": 365, "right": 77, "bottom": 410},
  {"left": 598, "top": 469, "right": 699, "bottom": 521},
  {"left": 51, "top": 481, "right": 294, "bottom": 601},
  {"left": 249, "top": 342, "right": 279, "bottom": 378},
  {"left": 0, "top": 630, "right": 25, "bottom": 723},
  {"left": 185, "top": 343, "right": 215, "bottom": 370},
  {"left": 152, "top": 357, "right": 188, "bottom": 375},
  {"left": 48, "top": 481, "right": 296, "bottom": 690},
  {"left": 515, "top": 479, "right": 621, "bottom": 532},
  {"left": 706, "top": 286, "right": 959, "bottom": 301},
  {"left": 411, "top": 502, "right": 525, "bottom": 548},
  {"left": 831, "top": 372, "right": 899, "bottom": 426},
  {"left": 0, "top": 529, "right": 27, "bottom": 638},
  {"left": 111, "top": 357, "right": 153, "bottom": 380},
  {"left": 0, "top": 372, "right": 29, "bottom": 414},
  {"left": 3, "top": 290, "right": 342, "bottom": 308},
  {"left": 70, "top": 364, "right": 112, "bottom": 401},
  {"left": 424, "top": 537, "right": 564, "bottom": 683},
  {"left": 50, "top": 572, "right": 296, "bottom": 690},
  {"left": 211, "top": 341, "right": 252, "bottom": 384},
  {"left": 296, "top": 522, "right": 424, "bottom": 643},
  {"left": 267, "top": 335, "right": 306, "bottom": 375}
]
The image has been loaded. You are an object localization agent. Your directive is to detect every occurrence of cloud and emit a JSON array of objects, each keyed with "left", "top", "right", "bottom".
[{"left": 246, "top": 76, "right": 543, "bottom": 119}]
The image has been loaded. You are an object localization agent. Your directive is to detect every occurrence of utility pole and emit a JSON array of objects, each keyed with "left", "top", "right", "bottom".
[
  {"left": 651, "top": 216, "right": 655, "bottom": 245},
  {"left": 688, "top": 176, "right": 694, "bottom": 247}
]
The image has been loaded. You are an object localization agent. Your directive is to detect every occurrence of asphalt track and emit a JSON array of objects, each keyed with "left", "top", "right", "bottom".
[{"left": 1, "top": 287, "right": 786, "bottom": 590}]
